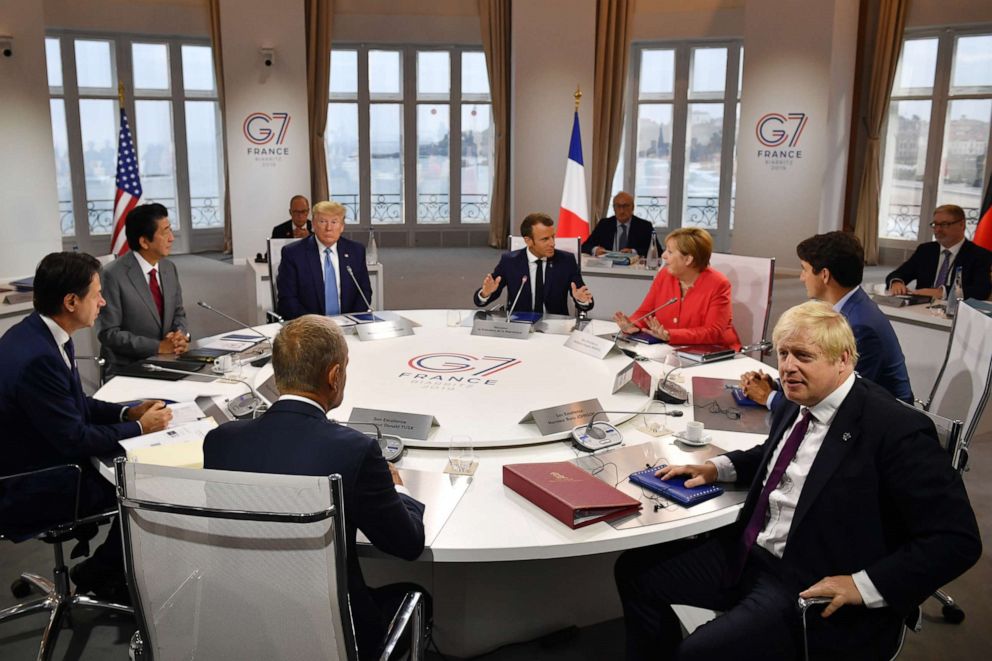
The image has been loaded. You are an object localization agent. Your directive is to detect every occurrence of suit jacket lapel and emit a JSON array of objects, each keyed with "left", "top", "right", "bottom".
[
  {"left": 339, "top": 240, "right": 354, "bottom": 310},
  {"left": 125, "top": 254, "right": 161, "bottom": 327},
  {"left": 159, "top": 261, "right": 174, "bottom": 330},
  {"left": 306, "top": 236, "right": 326, "bottom": 311},
  {"left": 515, "top": 250, "right": 533, "bottom": 310},
  {"left": 789, "top": 380, "right": 864, "bottom": 534}
]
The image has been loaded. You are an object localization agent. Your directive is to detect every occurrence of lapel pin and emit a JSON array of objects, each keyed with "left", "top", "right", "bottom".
[
  {"left": 842, "top": 432, "right": 852, "bottom": 441},
  {"left": 344, "top": 253, "right": 350, "bottom": 259}
]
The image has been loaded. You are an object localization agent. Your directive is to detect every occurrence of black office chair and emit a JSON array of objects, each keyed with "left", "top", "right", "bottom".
[{"left": 0, "top": 464, "right": 133, "bottom": 660}]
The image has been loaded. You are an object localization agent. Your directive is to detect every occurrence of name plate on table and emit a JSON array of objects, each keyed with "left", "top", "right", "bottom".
[
  {"left": 349, "top": 407, "right": 438, "bottom": 440},
  {"left": 564, "top": 330, "right": 619, "bottom": 359},
  {"left": 519, "top": 398, "right": 603, "bottom": 435},
  {"left": 355, "top": 318, "right": 414, "bottom": 341},
  {"left": 613, "top": 361, "right": 652, "bottom": 394},
  {"left": 471, "top": 317, "right": 531, "bottom": 340}
]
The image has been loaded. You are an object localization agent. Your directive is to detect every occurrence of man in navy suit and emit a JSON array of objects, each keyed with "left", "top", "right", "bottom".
[
  {"left": 886, "top": 204, "right": 992, "bottom": 301},
  {"left": 276, "top": 200, "right": 372, "bottom": 320},
  {"left": 615, "top": 302, "right": 980, "bottom": 660},
  {"left": 203, "top": 315, "right": 425, "bottom": 660},
  {"left": 741, "top": 232, "right": 913, "bottom": 408},
  {"left": 474, "top": 212, "right": 594, "bottom": 315},
  {"left": 0, "top": 252, "right": 172, "bottom": 597},
  {"left": 271, "top": 194, "right": 313, "bottom": 239},
  {"left": 582, "top": 191, "right": 658, "bottom": 258}
]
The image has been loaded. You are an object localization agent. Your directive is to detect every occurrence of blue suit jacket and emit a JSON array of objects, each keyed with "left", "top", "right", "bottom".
[
  {"left": 581, "top": 215, "right": 658, "bottom": 257},
  {"left": 202, "top": 399, "right": 425, "bottom": 659},
  {"left": 840, "top": 288, "right": 913, "bottom": 403},
  {"left": 726, "top": 377, "right": 979, "bottom": 651},
  {"left": 473, "top": 248, "right": 592, "bottom": 315},
  {"left": 0, "top": 313, "right": 140, "bottom": 527},
  {"left": 276, "top": 235, "right": 372, "bottom": 319},
  {"left": 885, "top": 239, "right": 992, "bottom": 300}
]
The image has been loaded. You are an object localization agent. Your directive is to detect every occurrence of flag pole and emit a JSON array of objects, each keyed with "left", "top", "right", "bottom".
[
  {"left": 574, "top": 85, "right": 582, "bottom": 111},
  {"left": 118, "top": 81, "right": 125, "bottom": 107}
]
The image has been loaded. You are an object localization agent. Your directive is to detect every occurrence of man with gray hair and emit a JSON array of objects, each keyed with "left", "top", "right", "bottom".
[
  {"left": 615, "top": 301, "right": 980, "bottom": 660},
  {"left": 203, "top": 314, "right": 425, "bottom": 660}
]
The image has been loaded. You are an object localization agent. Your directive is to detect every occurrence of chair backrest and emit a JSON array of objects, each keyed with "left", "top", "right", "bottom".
[
  {"left": 708, "top": 252, "right": 775, "bottom": 349},
  {"left": 926, "top": 299, "right": 992, "bottom": 450},
  {"left": 898, "top": 400, "right": 966, "bottom": 472},
  {"left": 115, "top": 460, "right": 356, "bottom": 661},
  {"left": 95, "top": 254, "right": 116, "bottom": 266},
  {"left": 267, "top": 238, "right": 300, "bottom": 312},
  {"left": 508, "top": 235, "right": 581, "bottom": 270}
]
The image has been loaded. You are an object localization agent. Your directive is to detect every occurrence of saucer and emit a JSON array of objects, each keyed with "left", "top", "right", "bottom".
[{"left": 673, "top": 431, "right": 712, "bottom": 446}]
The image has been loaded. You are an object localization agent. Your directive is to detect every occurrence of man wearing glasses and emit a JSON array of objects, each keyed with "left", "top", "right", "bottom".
[
  {"left": 271, "top": 194, "right": 313, "bottom": 239},
  {"left": 886, "top": 204, "right": 992, "bottom": 300},
  {"left": 582, "top": 191, "right": 659, "bottom": 258}
]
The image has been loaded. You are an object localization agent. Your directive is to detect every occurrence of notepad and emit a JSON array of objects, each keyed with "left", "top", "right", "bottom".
[{"left": 628, "top": 466, "right": 724, "bottom": 506}]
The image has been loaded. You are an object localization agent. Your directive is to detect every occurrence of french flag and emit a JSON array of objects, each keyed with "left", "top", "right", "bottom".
[{"left": 558, "top": 111, "right": 589, "bottom": 241}]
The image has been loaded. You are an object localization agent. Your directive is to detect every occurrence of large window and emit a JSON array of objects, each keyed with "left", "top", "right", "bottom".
[
  {"left": 46, "top": 33, "right": 225, "bottom": 254},
  {"left": 878, "top": 30, "right": 992, "bottom": 243},
  {"left": 613, "top": 41, "right": 742, "bottom": 250},
  {"left": 325, "top": 46, "right": 493, "bottom": 227}
]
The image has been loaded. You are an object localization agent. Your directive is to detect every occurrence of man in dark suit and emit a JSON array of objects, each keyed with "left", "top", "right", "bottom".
[
  {"left": 742, "top": 231, "right": 913, "bottom": 407},
  {"left": 0, "top": 252, "right": 172, "bottom": 598},
  {"left": 97, "top": 203, "right": 189, "bottom": 373},
  {"left": 271, "top": 194, "right": 312, "bottom": 239},
  {"left": 474, "top": 212, "right": 594, "bottom": 315},
  {"left": 582, "top": 191, "right": 657, "bottom": 257},
  {"left": 615, "top": 301, "right": 980, "bottom": 660},
  {"left": 277, "top": 200, "right": 372, "bottom": 320},
  {"left": 886, "top": 204, "right": 992, "bottom": 301},
  {"left": 203, "top": 314, "right": 425, "bottom": 660}
]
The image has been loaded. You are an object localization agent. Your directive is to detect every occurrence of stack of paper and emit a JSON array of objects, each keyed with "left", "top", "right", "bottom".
[{"left": 119, "top": 418, "right": 217, "bottom": 468}]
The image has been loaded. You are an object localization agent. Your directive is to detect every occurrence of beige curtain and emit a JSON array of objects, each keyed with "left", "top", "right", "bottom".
[
  {"left": 208, "top": 0, "right": 233, "bottom": 253},
  {"left": 591, "top": 0, "right": 634, "bottom": 225},
  {"left": 853, "top": 0, "right": 908, "bottom": 264},
  {"left": 306, "top": 0, "right": 333, "bottom": 204},
  {"left": 479, "top": 0, "right": 511, "bottom": 248}
]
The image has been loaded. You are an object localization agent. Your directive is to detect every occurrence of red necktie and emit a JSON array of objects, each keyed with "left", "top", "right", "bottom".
[{"left": 149, "top": 268, "right": 164, "bottom": 320}]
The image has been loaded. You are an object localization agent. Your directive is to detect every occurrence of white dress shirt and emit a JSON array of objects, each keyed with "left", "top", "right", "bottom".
[
  {"left": 133, "top": 251, "right": 158, "bottom": 287},
  {"left": 710, "top": 373, "right": 886, "bottom": 607},
  {"left": 315, "top": 240, "right": 343, "bottom": 311},
  {"left": 526, "top": 248, "right": 544, "bottom": 306}
]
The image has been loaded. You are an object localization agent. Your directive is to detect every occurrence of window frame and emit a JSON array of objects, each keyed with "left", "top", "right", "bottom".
[
  {"left": 47, "top": 30, "right": 225, "bottom": 255},
  {"left": 878, "top": 25, "right": 992, "bottom": 249},
  {"left": 617, "top": 39, "right": 742, "bottom": 253},
  {"left": 328, "top": 43, "right": 493, "bottom": 235}
]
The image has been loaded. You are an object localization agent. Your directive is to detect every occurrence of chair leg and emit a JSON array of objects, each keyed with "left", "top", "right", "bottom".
[
  {"left": 72, "top": 593, "right": 134, "bottom": 615},
  {"left": 37, "top": 597, "right": 68, "bottom": 661},
  {"left": 0, "top": 596, "right": 53, "bottom": 623},
  {"left": 932, "top": 589, "right": 965, "bottom": 624},
  {"left": 21, "top": 572, "right": 56, "bottom": 596}
]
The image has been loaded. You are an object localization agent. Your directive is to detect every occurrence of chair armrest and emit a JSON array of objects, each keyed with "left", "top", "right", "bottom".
[{"left": 379, "top": 591, "right": 424, "bottom": 661}]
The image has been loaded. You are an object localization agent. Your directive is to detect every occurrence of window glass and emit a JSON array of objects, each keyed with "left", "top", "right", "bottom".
[
  {"left": 639, "top": 49, "right": 674, "bottom": 97},
  {"left": 683, "top": 104, "right": 724, "bottom": 229},
  {"left": 690, "top": 48, "right": 727, "bottom": 96},
  {"left": 951, "top": 35, "right": 992, "bottom": 91},
  {"left": 46, "top": 38, "right": 63, "bottom": 88},
  {"left": 462, "top": 52, "right": 490, "bottom": 97},
  {"left": 185, "top": 100, "right": 223, "bottom": 228},
  {"left": 417, "top": 51, "right": 450, "bottom": 97},
  {"left": 370, "top": 104, "right": 403, "bottom": 224},
  {"left": 893, "top": 39, "right": 938, "bottom": 94},
  {"left": 181, "top": 45, "right": 215, "bottom": 93},
  {"left": 878, "top": 100, "right": 932, "bottom": 240},
  {"left": 51, "top": 99, "right": 74, "bottom": 236},
  {"left": 369, "top": 50, "right": 401, "bottom": 96},
  {"left": 79, "top": 99, "right": 118, "bottom": 234},
  {"left": 937, "top": 99, "right": 991, "bottom": 239},
  {"left": 75, "top": 39, "right": 114, "bottom": 89},
  {"left": 326, "top": 102, "right": 360, "bottom": 221},
  {"left": 634, "top": 104, "right": 673, "bottom": 226},
  {"left": 330, "top": 50, "right": 358, "bottom": 96},
  {"left": 135, "top": 100, "right": 178, "bottom": 225},
  {"left": 132, "top": 43, "right": 170, "bottom": 90},
  {"left": 462, "top": 104, "right": 492, "bottom": 223},
  {"left": 417, "top": 104, "right": 450, "bottom": 223}
]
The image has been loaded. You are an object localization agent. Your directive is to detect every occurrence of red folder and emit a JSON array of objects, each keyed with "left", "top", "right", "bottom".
[{"left": 502, "top": 461, "right": 641, "bottom": 529}]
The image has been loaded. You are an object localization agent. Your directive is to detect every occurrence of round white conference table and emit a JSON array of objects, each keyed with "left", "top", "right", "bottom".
[{"left": 96, "top": 310, "right": 772, "bottom": 656}]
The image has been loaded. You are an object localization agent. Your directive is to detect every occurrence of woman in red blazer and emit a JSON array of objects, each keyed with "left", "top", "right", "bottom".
[{"left": 614, "top": 227, "right": 741, "bottom": 350}]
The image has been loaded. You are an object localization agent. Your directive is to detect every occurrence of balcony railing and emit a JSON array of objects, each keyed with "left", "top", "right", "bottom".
[
  {"left": 883, "top": 204, "right": 980, "bottom": 240},
  {"left": 327, "top": 192, "right": 490, "bottom": 224},
  {"left": 634, "top": 195, "right": 723, "bottom": 230},
  {"left": 59, "top": 196, "right": 223, "bottom": 236}
]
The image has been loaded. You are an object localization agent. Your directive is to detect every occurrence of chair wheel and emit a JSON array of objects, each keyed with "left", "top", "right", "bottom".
[
  {"left": 942, "top": 603, "right": 965, "bottom": 624},
  {"left": 10, "top": 578, "right": 32, "bottom": 599}
]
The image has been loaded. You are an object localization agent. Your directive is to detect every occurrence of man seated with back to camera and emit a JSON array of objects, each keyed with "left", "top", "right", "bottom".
[
  {"left": 885, "top": 204, "right": 992, "bottom": 301},
  {"left": 614, "top": 301, "right": 980, "bottom": 661},
  {"left": 203, "top": 314, "right": 425, "bottom": 660},
  {"left": 741, "top": 231, "right": 913, "bottom": 409},
  {"left": 473, "top": 212, "right": 594, "bottom": 315},
  {"left": 0, "top": 252, "right": 172, "bottom": 601}
]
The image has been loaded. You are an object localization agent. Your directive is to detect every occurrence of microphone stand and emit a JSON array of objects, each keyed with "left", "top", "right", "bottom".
[
  {"left": 506, "top": 276, "right": 528, "bottom": 321},
  {"left": 344, "top": 265, "right": 377, "bottom": 316},
  {"left": 196, "top": 301, "right": 274, "bottom": 364},
  {"left": 584, "top": 409, "right": 684, "bottom": 440},
  {"left": 141, "top": 364, "right": 267, "bottom": 419}
]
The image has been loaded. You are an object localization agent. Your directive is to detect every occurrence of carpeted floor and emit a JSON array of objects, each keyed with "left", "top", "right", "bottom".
[{"left": 1, "top": 250, "right": 988, "bottom": 660}]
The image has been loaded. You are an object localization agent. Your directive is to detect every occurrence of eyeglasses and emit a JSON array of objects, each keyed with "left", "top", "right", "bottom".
[
  {"left": 929, "top": 219, "right": 963, "bottom": 228},
  {"left": 313, "top": 217, "right": 343, "bottom": 228},
  {"left": 290, "top": 208, "right": 310, "bottom": 215}
]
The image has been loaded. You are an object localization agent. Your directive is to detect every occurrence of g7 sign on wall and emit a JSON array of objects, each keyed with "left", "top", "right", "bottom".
[
  {"left": 755, "top": 112, "right": 808, "bottom": 171},
  {"left": 243, "top": 112, "right": 291, "bottom": 166}
]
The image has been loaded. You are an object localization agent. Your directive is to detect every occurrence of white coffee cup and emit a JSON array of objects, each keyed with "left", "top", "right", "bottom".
[
  {"left": 685, "top": 420, "right": 704, "bottom": 442},
  {"left": 213, "top": 354, "right": 233, "bottom": 373}
]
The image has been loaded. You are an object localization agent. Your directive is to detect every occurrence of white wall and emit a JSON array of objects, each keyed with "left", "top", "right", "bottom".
[
  {"left": 731, "top": 0, "right": 858, "bottom": 269},
  {"left": 43, "top": 0, "right": 210, "bottom": 35},
  {"left": 0, "top": 0, "right": 63, "bottom": 279},
  {"left": 218, "top": 0, "right": 310, "bottom": 261},
  {"left": 333, "top": 0, "right": 479, "bottom": 44},
  {"left": 510, "top": 0, "right": 596, "bottom": 229}
]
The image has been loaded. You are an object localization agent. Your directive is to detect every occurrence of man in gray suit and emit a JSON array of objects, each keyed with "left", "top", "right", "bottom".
[{"left": 97, "top": 203, "right": 188, "bottom": 373}]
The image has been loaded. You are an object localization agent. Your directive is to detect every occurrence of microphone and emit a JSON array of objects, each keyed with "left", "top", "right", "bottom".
[
  {"left": 570, "top": 409, "right": 684, "bottom": 452},
  {"left": 197, "top": 301, "right": 273, "bottom": 365},
  {"left": 345, "top": 265, "right": 375, "bottom": 314},
  {"left": 625, "top": 297, "right": 679, "bottom": 328},
  {"left": 141, "top": 364, "right": 267, "bottom": 419},
  {"left": 656, "top": 357, "right": 689, "bottom": 405},
  {"left": 339, "top": 421, "right": 404, "bottom": 462},
  {"left": 584, "top": 409, "right": 683, "bottom": 440},
  {"left": 506, "top": 276, "right": 528, "bottom": 321}
]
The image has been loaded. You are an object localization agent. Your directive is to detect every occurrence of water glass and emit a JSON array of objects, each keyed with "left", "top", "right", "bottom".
[{"left": 449, "top": 435, "right": 475, "bottom": 473}]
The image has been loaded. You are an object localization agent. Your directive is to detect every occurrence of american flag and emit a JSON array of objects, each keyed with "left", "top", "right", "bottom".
[{"left": 110, "top": 107, "right": 143, "bottom": 256}]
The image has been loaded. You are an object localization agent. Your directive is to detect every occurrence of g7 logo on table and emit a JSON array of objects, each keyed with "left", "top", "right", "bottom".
[
  {"left": 407, "top": 353, "right": 521, "bottom": 376},
  {"left": 399, "top": 353, "right": 522, "bottom": 389}
]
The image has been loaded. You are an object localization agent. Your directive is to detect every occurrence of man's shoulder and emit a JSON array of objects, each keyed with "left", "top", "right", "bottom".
[
  {"left": 102, "top": 252, "right": 135, "bottom": 278},
  {"left": 631, "top": 215, "right": 653, "bottom": 230},
  {"left": 337, "top": 236, "right": 365, "bottom": 256},
  {"left": 962, "top": 239, "right": 992, "bottom": 261}
]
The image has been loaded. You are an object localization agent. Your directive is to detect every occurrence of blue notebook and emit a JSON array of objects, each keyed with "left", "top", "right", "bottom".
[
  {"left": 509, "top": 311, "right": 543, "bottom": 324},
  {"left": 625, "top": 331, "right": 664, "bottom": 345},
  {"left": 731, "top": 386, "right": 763, "bottom": 408},
  {"left": 628, "top": 466, "right": 724, "bottom": 506}
]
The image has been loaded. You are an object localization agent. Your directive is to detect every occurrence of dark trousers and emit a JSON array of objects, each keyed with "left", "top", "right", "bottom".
[{"left": 615, "top": 536, "right": 801, "bottom": 661}]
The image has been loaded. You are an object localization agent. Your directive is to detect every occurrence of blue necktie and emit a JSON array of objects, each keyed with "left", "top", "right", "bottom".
[
  {"left": 324, "top": 247, "right": 340, "bottom": 316},
  {"left": 933, "top": 249, "right": 952, "bottom": 289}
]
